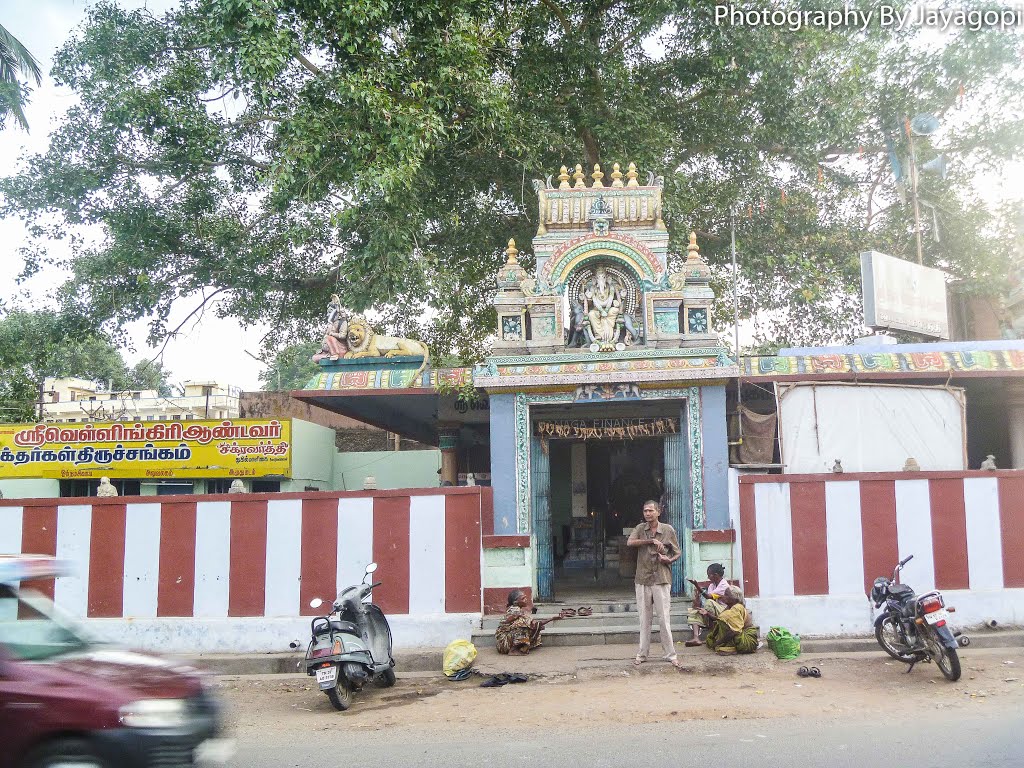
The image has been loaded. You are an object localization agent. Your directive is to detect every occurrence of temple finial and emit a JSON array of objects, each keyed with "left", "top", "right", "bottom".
[
  {"left": 626, "top": 162, "right": 639, "bottom": 187},
  {"left": 611, "top": 163, "right": 623, "bottom": 187}
]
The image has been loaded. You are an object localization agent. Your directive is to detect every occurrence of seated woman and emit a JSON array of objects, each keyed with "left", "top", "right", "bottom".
[
  {"left": 495, "top": 590, "right": 562, "bottom": 655},
  {"left": 684, "top": 563, "right": 732, "bottom": 647},
  {"left": 701, "top": 587, "right": 759, "bottom": 655}
]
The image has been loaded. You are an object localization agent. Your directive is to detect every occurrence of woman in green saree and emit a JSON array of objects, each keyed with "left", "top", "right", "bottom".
[{"left": 700, "top": 587, "right": 759, "bottom": 655}]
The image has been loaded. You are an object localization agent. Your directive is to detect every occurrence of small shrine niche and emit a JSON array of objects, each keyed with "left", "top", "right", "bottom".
[
  {"left": 565, "top": 261, "right": 642, "bottom": 351},
  {"left": 491, "top": 163, "right": 718, "bottom": 356}
]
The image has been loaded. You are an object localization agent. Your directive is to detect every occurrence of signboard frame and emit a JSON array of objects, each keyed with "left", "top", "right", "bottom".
[
  {"left": 0, "top": 419, "right": 292, "bottom": 480},
  {"left": 860, "top": 250, "right": 949, "bottom": 339}
]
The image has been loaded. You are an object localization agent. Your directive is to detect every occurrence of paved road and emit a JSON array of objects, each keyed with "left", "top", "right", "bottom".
[{"left": 228, "top": 708, "right": 1020, "bottom": 767}]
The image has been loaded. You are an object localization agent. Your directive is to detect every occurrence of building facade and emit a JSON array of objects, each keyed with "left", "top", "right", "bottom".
[{"left": 41, "top": 378, "right": 241, "bottom": 423}]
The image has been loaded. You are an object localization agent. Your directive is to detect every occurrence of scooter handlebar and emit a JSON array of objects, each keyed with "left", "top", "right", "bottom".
[
  {"left": 369, "top": 581, "right": 382, "bottom": 589},
  {"left": 898, "top": 554, "right": 914, "bottom": 568}
]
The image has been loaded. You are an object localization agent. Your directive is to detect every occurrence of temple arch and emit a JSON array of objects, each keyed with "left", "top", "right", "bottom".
[{"left": 540, "top": 234, "right": 666, "bottom": 288}]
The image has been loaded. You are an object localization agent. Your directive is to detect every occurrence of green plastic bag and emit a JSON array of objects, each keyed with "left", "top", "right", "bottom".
[
  {"left": 442, "top": 639, "right": 478, "bottom": 677},
  {"left": 766, "top": 626, "right": 801, "bottom": 660}
]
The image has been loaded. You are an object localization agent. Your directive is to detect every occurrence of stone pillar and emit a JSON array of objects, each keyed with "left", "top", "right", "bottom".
[
  {"left": 439, "top": 425, "right": 460, "bottom": 486},
  {"left": 1007, "top": 382, "right": 1024, "bottom": 469}
]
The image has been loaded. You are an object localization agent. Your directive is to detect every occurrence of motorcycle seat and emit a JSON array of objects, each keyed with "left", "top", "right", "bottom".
[{"left": 888, "top": 583, "right": 915, "bottom": 599}]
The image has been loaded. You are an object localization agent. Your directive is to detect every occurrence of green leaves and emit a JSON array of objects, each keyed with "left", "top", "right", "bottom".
[
  {"left": 1, "top": 0, "right": 1022, "bottom": 357},
  {"left": 0, "top": 22, "right": 43, "bottom": 131},
  {"left": 0, "top": 310, "right": 165, "bottom": 422}
]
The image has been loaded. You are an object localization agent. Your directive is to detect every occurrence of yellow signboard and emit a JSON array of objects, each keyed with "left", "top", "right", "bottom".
[{"left": 0, "top": 419, "right": 291, "bottom": 480}]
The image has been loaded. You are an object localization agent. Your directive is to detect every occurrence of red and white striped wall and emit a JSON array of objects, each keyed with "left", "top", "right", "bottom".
[
  {"left": 0, "top": 488, "right": 486, "bottom": 652},
  {"left": 736, "top": 472, "right": 1024, "bottom": 635}
]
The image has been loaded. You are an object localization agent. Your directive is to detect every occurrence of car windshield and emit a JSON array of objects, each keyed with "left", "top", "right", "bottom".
[{"left": 0, "top": 584, "right": 90, "bottom": 661}]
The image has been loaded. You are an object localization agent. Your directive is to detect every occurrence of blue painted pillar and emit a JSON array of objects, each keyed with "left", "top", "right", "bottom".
[
  {"left": 531, "top": 435, "right": 553, "bottom": 600},
  {"left": 663, "top": 422, "right": 688, "bottom": 596},
  {"left": 700, "top": 385, "right": 730, "bottom": 530},
  {"left": 489, "top": 394, "right": 519, "bottom": 535}
]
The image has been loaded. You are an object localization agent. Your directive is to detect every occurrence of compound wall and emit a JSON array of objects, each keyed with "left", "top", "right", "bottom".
[
  {"left": 0, "top": 488, "right": 487, "bottom": 652},
  {"left": 737, "top": 471, "right": 1024, "bottom": 635}
]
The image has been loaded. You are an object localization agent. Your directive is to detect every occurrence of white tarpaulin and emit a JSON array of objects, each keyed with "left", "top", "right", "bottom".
[{"left": 778, "top": 383, "right": 966, "bottom": 473}]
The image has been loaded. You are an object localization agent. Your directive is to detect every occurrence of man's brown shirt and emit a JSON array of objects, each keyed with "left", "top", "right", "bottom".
[{"left": 628, "top": 522, "right": 680, "bottom": 586}]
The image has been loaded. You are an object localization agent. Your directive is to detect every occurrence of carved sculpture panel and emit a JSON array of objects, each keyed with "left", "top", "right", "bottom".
[{"left": 565, "top": 261, "right": 643, "bottom": 350}]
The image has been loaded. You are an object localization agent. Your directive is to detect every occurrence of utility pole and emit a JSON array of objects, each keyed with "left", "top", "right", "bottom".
[
  {"left": 731, "top": 205, "right": 744, "bottom": 453},
  {"left": 907, "top": 122, "right": 924, "bottom": 265}
]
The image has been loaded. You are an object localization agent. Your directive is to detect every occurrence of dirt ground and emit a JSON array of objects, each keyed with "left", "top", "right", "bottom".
[{"left": 212, "top": 646, "right": 1024, "bottom": 738}]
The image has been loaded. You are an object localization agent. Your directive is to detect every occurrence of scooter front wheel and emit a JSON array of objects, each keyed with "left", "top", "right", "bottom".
[{"left": 325, "top": 681, "right": 352, "bottom": 711}]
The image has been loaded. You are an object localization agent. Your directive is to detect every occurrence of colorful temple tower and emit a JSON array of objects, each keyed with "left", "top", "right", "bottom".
[{"left": 478, "top": 163, "right": 737, "bottom": 599}]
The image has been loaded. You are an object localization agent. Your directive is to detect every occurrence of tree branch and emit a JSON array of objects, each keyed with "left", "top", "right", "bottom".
[
  {"left": 146, "top": 287, "right": 228, "bottom": 366},
  {"left": 295, "top": 52, "right": 323, "bottom": 77},
  {"left": 538, "top": 0, "right": 572, "bottom": 36}
]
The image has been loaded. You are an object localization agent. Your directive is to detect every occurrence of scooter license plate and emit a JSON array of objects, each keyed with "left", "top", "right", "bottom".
[
  {"left": 316, "top": 666, "right": 339, "bottom": 688},
  {"left": 925, "top": 608, "right": 949, "bottom": 625}
]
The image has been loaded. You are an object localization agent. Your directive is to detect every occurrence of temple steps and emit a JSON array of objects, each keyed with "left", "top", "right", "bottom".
[{"left": 473, "top": 598, "right": 693, "bottom": 648}]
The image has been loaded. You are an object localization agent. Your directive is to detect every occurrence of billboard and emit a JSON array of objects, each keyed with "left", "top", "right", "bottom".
[
  {"left": 0, "top": 419, "right": 291, "bottom": 480},
  {"left": 860, "top": 250, "right": 949, "bottom": 338}
]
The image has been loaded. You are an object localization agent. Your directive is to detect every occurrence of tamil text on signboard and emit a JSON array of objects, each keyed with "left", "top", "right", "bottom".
[
  {"left": 535, "top": 417, "right": 679, "bottom": 441},
  {"left": 0, "top": 419, "right": 291, "bottom": 479}
]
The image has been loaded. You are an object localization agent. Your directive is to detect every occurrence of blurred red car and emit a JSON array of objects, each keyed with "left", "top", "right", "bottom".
[{"left": 0, "top": 555, "right": 228, "bottom": 768}]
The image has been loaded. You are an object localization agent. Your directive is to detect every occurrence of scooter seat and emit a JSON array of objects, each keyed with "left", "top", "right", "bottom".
[{"left": 311, "top": 617, "right": 359, "bottom": 636}]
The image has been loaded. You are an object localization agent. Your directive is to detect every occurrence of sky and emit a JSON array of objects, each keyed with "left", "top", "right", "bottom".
[
  {"left": 0, "top": 0, "right": 268, "bottom": 391},
  {"left": 1, "top": 2, "right": 1023, "bottom": 388}
]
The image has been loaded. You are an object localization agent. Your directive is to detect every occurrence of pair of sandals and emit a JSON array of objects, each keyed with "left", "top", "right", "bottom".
[
  {"left": 559, "top": 606, "right": 593, "bottom": 618},
  {"left": 797, "top": 666, "right": 822, "bottom": 678},
  {"left": 480, "top": 673, "right": 529, "bottom": 687}
]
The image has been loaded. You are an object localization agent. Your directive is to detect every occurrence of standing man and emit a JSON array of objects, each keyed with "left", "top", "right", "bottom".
[{"left": 627, "top": 499, "right": 683, "bottom": 669}]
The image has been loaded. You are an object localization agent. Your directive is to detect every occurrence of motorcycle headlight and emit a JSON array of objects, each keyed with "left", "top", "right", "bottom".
[{"left": 119, "top": 699, "right": 189, "bottom": 729}]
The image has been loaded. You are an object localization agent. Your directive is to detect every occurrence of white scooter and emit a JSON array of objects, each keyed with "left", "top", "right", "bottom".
[{"left": 300, "top": 562, "right": 396, "bottom": 710}]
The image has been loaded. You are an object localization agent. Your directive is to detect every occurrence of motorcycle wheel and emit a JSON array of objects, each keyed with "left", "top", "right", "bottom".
[
  {"left": 377, "top": 666, "right": 397, "bottom": 688},
  {"left": 875, "top": 615, "right": 915, "bottom": 661},
  {"left": 325, "top": 681, "right": 352, "bottom": 711},
  {"left": 934, "top": 645, "right": 962, "bottom": 682}
]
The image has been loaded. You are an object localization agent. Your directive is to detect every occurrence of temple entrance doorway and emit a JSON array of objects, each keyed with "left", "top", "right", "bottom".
[{"left": 549, "top": 438, "right": 665, "bottom": 600}]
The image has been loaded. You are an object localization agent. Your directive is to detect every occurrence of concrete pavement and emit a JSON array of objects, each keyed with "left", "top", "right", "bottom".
[{"left": 185, "top": 627, "right": 1024, "bottom": 676}]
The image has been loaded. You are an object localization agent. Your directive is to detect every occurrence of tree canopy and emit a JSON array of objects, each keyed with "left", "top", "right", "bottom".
[
  {"left": 259, "top": 341, "right": 320, "bottom": 390},
  {"left": 0, "top": 22, "right": 42, "bottom": 131},
  {"left": 0, "top": 310, "right": 173, "bottom": 422},
  {"left": 2, "top": 0, "right": 1022, "bottom": 358}
]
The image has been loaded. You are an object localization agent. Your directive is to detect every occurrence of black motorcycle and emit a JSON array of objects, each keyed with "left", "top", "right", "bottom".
[{"left": 870, "top": 555, "right": 963, "bottom": 682}]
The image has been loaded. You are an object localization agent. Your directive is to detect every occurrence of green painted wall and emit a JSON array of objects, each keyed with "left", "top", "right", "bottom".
[
  {"left": 333, "top": 449, "right": 441, "bottom": 491},
  {"left": 284, "top": 418, "right": 337, "bottom": 491},
  {"left": 0, "top": 478, "right": 60, "bottom": 500},
  {"left": 482, "top": 546, "right": 534, "bottom": 590}
]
